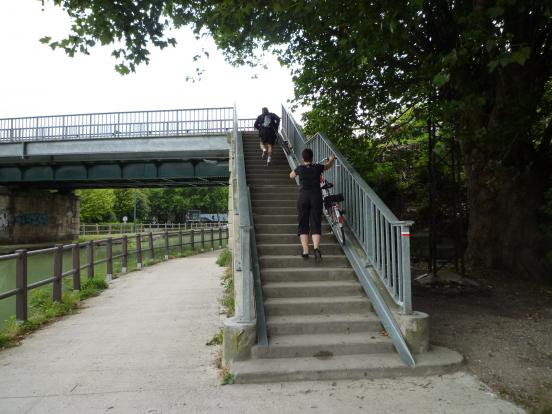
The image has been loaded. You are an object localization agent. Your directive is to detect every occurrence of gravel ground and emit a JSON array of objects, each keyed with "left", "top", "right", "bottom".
[{"left": 413, "top": 267, "right": 552, "bottom": 413}]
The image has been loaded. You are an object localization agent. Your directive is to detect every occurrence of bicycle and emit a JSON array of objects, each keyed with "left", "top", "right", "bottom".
[{"left": 319, "top": 158, "right": 346, "bottom": 245}]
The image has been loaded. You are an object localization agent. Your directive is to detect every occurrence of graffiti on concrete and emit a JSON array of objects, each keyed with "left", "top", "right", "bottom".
[
  {"left": 0, "top": 208, "right": 8, "bottom": 233},
  {"left": 15, "top": 213, "right": 49, "bottom": 226}
]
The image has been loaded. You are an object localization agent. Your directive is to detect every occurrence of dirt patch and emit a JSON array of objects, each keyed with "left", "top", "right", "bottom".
[{"left": 413, "top": 266, "right": 552, "bottom": 413}]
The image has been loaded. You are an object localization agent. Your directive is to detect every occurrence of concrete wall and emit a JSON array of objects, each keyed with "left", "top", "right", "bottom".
[{"left": 0, "top": 188, "right": 79, "bottom": 244}]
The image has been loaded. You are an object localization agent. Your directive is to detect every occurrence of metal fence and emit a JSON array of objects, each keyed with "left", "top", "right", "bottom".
[
  {"left": 0, "top": 227, "right": 228, "bottom": 323},
  {"left": 280, "top": 105, "right": 413, "bottom": 314},
  {"left": 0, "top": 107, "right": 239, "bottom": 142},
  {"left": 80, "top": 222, "right": 227, "bottom": 236}
]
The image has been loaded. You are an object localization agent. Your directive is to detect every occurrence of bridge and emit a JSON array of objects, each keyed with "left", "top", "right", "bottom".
[
  {"left": 0, "top": 107, "right": 253, "bottom": 188},
  {"left": 0, "top": 105, "right": 462, "bottom": 384}
]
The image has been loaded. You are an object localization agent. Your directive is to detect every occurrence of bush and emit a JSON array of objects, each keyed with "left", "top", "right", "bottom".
[{"left": 216, "top": 248, "right": 232, "bottom": 267}]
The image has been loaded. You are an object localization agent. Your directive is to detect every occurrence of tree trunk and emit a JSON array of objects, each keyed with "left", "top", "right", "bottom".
[{"left": 463, "top": 157, "right": 545, "bottom": 278}]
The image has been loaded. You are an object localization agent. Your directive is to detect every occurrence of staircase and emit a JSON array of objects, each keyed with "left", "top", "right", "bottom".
[{"left": 231, "top": 132, "right": 461, "bottom": 383}]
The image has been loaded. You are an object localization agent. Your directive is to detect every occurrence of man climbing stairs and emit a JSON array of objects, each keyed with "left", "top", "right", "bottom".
[{"left": 230, "top": 132, "right": 461, "bottom": 383}]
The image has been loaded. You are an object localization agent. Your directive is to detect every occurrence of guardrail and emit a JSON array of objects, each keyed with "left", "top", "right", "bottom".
[
  {"left": 281, "top": 105, "right": 413, "bottom": 313},
  {"left": 280, "top": 106, "right": 415, "bottom": 366},
  {"left": 80, "top": 222, "right": 227, "bottom": 236},
  {"left": 231, "top": 107, "right": 267, "bottom": 345},
  {"left": 0, "top": 227, "right": 228, "bottom": 323},
  {"left": 0, "top": 108, "right": 256, "bottom": 142}
]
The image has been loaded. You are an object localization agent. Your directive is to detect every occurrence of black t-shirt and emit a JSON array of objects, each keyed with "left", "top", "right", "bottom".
[{"left": 294, "top": 163, "right": 324, "bottom": 191}]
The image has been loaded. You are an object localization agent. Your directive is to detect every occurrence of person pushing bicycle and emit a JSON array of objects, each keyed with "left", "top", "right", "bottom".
[{"left": 289, "top": 148, "right": 336, "bottom": 260}]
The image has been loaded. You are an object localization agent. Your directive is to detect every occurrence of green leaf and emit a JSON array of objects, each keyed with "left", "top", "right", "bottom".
[
  {"left": 510, "top": 46, "right": 531, "bottom": 66},
  {"left": 39, "top": 36, "right": 51, "bottom": 44},
  {"left": 432, "top": 71, "right": 450, "bottom": 87}
]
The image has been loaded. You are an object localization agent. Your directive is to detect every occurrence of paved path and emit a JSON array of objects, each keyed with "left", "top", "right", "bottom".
[{"left": 0, "top": 251, "right": 523, "bottom": 414}]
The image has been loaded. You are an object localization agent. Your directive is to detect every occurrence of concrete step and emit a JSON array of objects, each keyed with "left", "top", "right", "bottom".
[
  {"left": 245, "top": 161, "right": 290, "bottom": 168},
  {"left": 256, "top": 243, "right": 342, "bottom": 256},
  {"left": 249, "top": 187, "right": 298, "bottom": 195},
  {"left": 264, "top": 296, "right": 371, "bottom": 316},
  {"left": 252, "top": 207, "right": 297, "bottom": 216},
  {"left": 259, "top": 254, "right": 348, "bottom": 268},
  {"left": 231, "top": 346, "right": 464, "bottom": 383},
  {"left": 250, "top": 193, "right": 297, "bottom": 200},
  {"left": 248, "top": 178, "right": 293, "bottom": 185},
  {"left": 261, "top": 267, "right": 357, "bottom": 283},
  {"left": 266, "top": 314, "right": 382, "bottom": 335},
  {"left": 252, "top": 200, "right": 296, "bottom": 209},
  {"left": 256, "top": 223, "right": 331, "bottom": 234},
  {"left": 251, "top": 332, "right": 394, "bottom": 359},
  {"left": 263, "top": 280, "right": 363, "bottom": 298},
  {"left": 256, "top": 233, "right": 337, "bottom": 244},
  {"left": 254, "top": 214, "right": 296, "bottom": 224}
]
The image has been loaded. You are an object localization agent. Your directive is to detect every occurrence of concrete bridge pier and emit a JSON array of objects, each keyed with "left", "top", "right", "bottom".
[{"left": 0, "top": 187, "right": 79, "bottom": 245}]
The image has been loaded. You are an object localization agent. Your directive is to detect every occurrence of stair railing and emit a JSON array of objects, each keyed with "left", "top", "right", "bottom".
[
  {"left": 231, "top": 107, "right": 268, "bottom": 346},
  {"left": 280, "top": 105, "right": 415, "bottom": 366}
]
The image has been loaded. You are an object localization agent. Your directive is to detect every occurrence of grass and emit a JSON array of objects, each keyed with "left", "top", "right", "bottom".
[
  {"left": 0, "top": 241, "right": 228, "bottom": 350},
  {"left": 206, "top": 328, "right": 224, "bottom": 346},
  {"left": 216, "top": 248, "right": 232, "bottom": 267},
  {"left": 221, "top": 367, "right": 235, "bottom": 385},
  {"left": 217, "top": 248, "right": 235, "bottom": 316}
]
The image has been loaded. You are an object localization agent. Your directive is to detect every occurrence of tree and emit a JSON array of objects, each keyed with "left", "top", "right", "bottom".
[
  {"left": 148, "top": 187, "right": 228, "bottom": 222},
  {"left": 113, "top": 189, "right": 150, "bottom": 222},
  {"left": 77, "top": 189, "right": 115, "bottom": 223},
  {"left": 45, "top": 1, "right": 552, "bottom": 277}
]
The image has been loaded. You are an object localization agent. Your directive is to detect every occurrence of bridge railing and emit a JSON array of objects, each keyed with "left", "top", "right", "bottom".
[
  {"left": 0, "top": 227, "right": 229, "bottom": 323},
  {"left": 0, "top": 107, "right": 237, "bottom": 142}
]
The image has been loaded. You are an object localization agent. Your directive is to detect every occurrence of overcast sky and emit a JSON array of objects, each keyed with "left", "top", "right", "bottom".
[{"left": 0, "top": 0, "right": 299, "bottom": 120}]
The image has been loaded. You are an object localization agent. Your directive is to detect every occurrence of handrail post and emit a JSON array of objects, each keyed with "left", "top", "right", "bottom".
[
  {"left": 72, "top": 242, "right": 81, "bottom": 291},
  {"left": 178, "top": 230, "right": 183, "bottom": 256},
  {"left": 400, "top": 223, "right": 413, "bottom": 314},
  {"left": 15, "top": 249, "right": 28, "bottom": 323},
  {"left": 87, "top": 240, "right": 95, "bottom": 279},
  {"left": 164, "top": 231, "right": 169, "bottom": 260},
  {"left": 219, "top": 226, "right": 223, "bottom": 249},
  {"left": 136, "top": 233, "right": 142, "bottom": 269},
  {"left": 201, "top": 227, "right": 205, "bottom": 251},
  {"left": 121, "top": 235, "right": 128, "bottom": 273},
  {"left": 106, "top": 237, "right": 113, "bottom": 282},
  {"left": 148, "top": 232, "right": 154, "bottom": 260},
  {"left": 53, "top": 244, "right": 63, "bottom": 302},
  {"left": 191, "top": 229, "right": 195, "bottom": 251},
  {"left": 210, "top": 227, "right": 214, "bottom": 250}
]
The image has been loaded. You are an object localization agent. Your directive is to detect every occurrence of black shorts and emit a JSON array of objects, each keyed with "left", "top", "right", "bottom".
[
  {"left": 297, "top": 189, "right": 323, "bottom": 235},
  {"left": 259, "top": 127, "right": 277, "bottom": 145}
]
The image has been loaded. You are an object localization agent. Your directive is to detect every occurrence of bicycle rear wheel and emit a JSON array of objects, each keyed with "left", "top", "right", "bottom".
[{"left": 331, "top": 207, "right": 346, "bottom": 245}]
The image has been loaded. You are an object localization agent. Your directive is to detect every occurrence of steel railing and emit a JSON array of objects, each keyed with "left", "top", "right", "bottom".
[
  {"left": 280, "top": 105, "right": 415, "bottom": 366},
  {"left": 0, "top": 108, "right": 258, "bottom": 142},
  {"left": 281, "top": 105, "right": 413, "bottom": 313},
  {"left": 231, "top": 107, "right": 267, "bottom": 345},
  {"left": 80, "top": 222, "right": 227, "bottom": 236},
  {"left": 0, "top": 227, "right": 229, "bottom": 323}
]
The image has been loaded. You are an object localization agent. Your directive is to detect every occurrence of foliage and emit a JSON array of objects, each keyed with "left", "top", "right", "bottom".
[
  {"left": 148, "top": 187, "right": 228, "bottom": 222},
  {"left": 221, "top": 367, "right": 235, "bottom": 385},
  {"left": 77, "top": 189, "right": 116, "bottom": 223},
  {"left": 113, "top": 189, "right": 150, "bottom": 222},
  {"left": 216, "top": 248, "right": 231, "bottom": 267},
  {"left": 221, "top": 266, "right": 234, "bottom": 317},
  {"left": 80, "top": 277, "right": 109, "bottom": 300},
  {"left": 206, "top": 328, "right": 223, "bottom": 346},
  {"left": 44, "top": 1, "right": 552, "bottom": 275},
  {"left": 78, "top": 187, "right": 228, "bottom": 224}
]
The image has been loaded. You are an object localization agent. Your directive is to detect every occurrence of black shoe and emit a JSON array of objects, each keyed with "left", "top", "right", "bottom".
[
  {"left": 314, "top": 248, "right": 322, "bottom": 262},
  {"left": 301, "top": 252, "right": 309, "bottom": 259}
]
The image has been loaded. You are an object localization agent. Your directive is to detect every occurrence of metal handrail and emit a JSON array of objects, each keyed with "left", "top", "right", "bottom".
[
  {"left": 0, "top": 107, "right": 256, "bottom": 142},
  {"left": 280, "top": 105, "right": 415, "bottom": 366},
  {"left": 231, "top": 106, "right": 267, "bottom": 343}
]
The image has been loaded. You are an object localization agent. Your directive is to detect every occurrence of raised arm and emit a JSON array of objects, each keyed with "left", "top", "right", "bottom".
[{"left": 323, "top": 155, "right": 337, "bottom": 170}]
